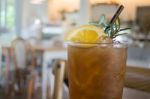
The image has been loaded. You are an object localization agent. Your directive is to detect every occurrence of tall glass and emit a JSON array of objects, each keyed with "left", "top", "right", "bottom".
[{"left": 67, "top": 42, "right": 127, "bottom": 99}]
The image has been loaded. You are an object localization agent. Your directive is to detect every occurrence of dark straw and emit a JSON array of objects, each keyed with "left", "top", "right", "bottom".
[{"left": 109, "top": 5, "right": 124, "bottom": 24}]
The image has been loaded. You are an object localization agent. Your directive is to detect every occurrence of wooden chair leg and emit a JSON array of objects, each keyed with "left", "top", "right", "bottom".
[
  {"left": 53, "top": 60, "right": 66, "bottom": 99},
  {"left": 27, "top": 79, "right": 34, "bottom": 99}
]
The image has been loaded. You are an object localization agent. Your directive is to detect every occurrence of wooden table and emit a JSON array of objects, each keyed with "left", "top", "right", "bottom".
[
  {"left": 125, "top": 66, "right": 150, "bottom": 92},
  {"left": 31, "top": 45, "right": 66, "bottom": 52},
  {"left": 123, "top": 88, "right": 150, "bottom": 99}
]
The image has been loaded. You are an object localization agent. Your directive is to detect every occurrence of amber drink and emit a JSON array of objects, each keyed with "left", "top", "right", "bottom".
[{"left": 68, "top": 43, "right": 127, "bottom": 99}]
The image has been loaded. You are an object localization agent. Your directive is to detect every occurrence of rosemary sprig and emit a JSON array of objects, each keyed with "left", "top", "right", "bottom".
[
  {"left": 106, "top": 17, "right": 130, "bottom": 38},
  {"left": 119, "top": 28, "right": 131, "bottom": 31},
  {"left": 89, "top": 5, "right": 130, "bottom": 39},
  {"left": 89, "top": 15, "right": 130, "bottom": 38}
]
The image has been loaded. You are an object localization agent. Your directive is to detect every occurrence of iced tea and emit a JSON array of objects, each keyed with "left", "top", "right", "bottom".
[{"left": 68, "top": 43, "right": 127, "bottom": 99}]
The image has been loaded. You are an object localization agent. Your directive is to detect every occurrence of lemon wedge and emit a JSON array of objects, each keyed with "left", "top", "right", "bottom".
[{"left": 65, "top": 25, "right": 106, "bottom": 43}]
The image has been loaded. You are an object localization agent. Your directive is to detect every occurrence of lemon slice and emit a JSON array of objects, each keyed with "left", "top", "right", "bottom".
[{"left": 65, "top": 25, "right": 106, "bottom": 43}]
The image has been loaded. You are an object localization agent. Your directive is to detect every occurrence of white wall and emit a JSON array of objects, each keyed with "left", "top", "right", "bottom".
[
  {"left": 92, "top": 0, "right": 150, "bottom": 20},
  {"left": 48, "top": 0, "right": 79, "bottom": 21},
  {"left": 48, "top": 0, "right": 150, "bottom": 21},
  {"left": 21, "top": 0, "right": 48, "bottom": 38},
  {"left": 79, "top": 0, "right": 91, "bottom": 25},
  {"left": 22, "top": 0, "right": 48, "bottom": 29},
  {"left": 21, "top": 0, "right": 150, "bottom": 27},
  {"left": 118, "top": 0, "right": 150, "bottom": 21}
]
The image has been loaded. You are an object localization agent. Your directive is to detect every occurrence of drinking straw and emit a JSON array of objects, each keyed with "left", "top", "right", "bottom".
[
  {"left": 110, "top": 5, "right": 124, "bottom": 24},
  {"left": 104, "top": 5, "right": 124, "bottom": 32}
]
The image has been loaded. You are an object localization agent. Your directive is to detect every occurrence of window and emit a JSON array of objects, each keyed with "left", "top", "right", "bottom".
[{"left": 0, "top": 0, "right": 15, "bottom": 33}]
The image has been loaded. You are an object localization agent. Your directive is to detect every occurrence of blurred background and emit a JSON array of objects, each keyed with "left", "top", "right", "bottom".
[{"left": 0, "top": 0, "right": 150, "bottom": 99}]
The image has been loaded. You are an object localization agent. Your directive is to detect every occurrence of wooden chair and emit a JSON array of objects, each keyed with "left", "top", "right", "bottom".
[
  {"left": 11, "top": 37, "right": 36, "bottom": 99},
  {"left": 52, "top": 59, "right": 66, "bottom": 99}
]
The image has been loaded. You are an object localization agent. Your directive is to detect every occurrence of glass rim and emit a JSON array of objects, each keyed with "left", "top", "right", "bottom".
[{"left": 66, "top": 41, "right": 128, "bottom": 48}]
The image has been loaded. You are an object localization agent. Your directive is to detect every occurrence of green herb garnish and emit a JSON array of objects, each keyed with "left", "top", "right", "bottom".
[{"left": 89, "top": 5, "right": 130, "bottom": 39}]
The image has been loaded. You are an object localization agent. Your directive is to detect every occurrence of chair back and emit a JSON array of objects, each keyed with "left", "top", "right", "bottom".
[
  {"left": 11, "top": 37, "right": 30, "bottom": 69},
  {"left": 52, "top": 59, "right": 66, "bottom": 99}
]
